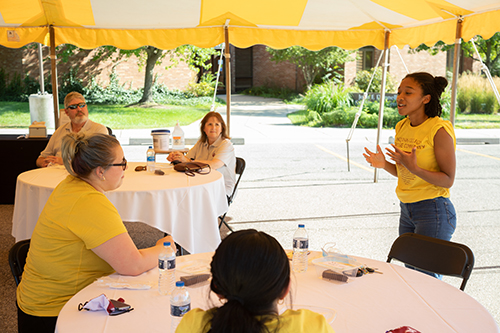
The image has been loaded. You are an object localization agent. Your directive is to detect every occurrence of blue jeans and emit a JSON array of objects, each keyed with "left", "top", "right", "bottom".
[{"left": 399, "top": 197, "right": 457, "bottom": 278}]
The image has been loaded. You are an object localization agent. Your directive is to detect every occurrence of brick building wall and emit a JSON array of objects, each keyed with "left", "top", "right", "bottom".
[{"left": 252, "top": 45, "right": 306, "bottom": 92}]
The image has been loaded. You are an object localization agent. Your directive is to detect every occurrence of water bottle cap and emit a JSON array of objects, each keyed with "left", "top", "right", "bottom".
[
  {"left": 298, "top": 224, "right": 305, "bottom": 228},
  {"left": 176, "top": 281, "right": 184, "bottom": 287},
  {"left": 149, "top": 146, "right": 152, "bottom": 148},
  {"left": 164, "top": 242, "right": 171, "bottom": 246}
]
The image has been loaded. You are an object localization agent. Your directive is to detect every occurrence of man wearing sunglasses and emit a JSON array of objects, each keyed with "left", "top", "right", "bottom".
[{"left": 36, "top": 92, "right": 108, "bottom": 168}]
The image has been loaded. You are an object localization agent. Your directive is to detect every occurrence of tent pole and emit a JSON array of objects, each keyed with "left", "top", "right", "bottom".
[
  {"left": 49, "top": 26, "right": 60, "bottom": 129},
  {"left": 450, "top": 18, "right": 463, "bottom": 127},
  {"left": 374, "top": 30, "right": 390, "bottom": 183},
  {"left": 38, "top": 43, "right": 45, "bottom": 94},
  {"left": 224, "top": 20, "right": 231, "bottom": 136}
]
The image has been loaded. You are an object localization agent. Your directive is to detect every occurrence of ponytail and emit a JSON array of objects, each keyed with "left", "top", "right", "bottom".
[
  {"left": 207, "top": 230, "right": 290, "bottom": 333},
  {"left": 61, "top": 133, "right": 120, "bottom": 178}
]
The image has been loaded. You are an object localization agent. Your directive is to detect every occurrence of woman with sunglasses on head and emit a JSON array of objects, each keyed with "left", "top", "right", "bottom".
[
  {"left": 363, "top": 72, "right": 456, "bottom": 277},
  {"left": 17, "top": 133, "right": 175, "bottom": 333},
  {"left": 177, "top": 229, "right": 334, "bottom": 333},
  {"left": 36, "top": 91, "right": 108, "bottom": 168},
  {"left": 167, "top": 112, "right": 236, "bottom": 197}
]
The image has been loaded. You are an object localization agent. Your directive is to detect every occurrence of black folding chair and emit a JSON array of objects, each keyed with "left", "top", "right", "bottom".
[
  {"left": 219, "top": 157, "right": 246, "bottom": 232},
  {"left": 387, "top": 233, "right": 474, "bottom": 291},
  {"left": 8, "top": 239, "right": 31, "bottom": 286}
]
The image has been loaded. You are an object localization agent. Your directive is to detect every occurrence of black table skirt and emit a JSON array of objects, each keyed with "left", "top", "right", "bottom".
[{"left": 0, "top": 135, "right": 51, "bottom": 204}]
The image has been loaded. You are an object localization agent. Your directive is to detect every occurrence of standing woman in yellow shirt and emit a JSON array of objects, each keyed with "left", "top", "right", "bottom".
[{"left": 363, "top": 72, "right": 456, "bottom": 277}]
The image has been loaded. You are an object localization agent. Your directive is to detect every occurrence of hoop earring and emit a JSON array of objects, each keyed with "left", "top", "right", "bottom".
[{"left": 278, "top": 298, "right": 285, "bottom": 305}]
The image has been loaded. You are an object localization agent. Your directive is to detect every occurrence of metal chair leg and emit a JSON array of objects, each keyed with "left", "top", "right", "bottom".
[{"left": 219, "top": 214, "right": 234, "bottom": 232}]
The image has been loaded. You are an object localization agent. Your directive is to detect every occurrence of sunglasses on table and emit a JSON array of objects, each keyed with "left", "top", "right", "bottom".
[
  {"left": 67, "top": 103, "right": 86, "bottom": 110},
  {"left": 109, "top": 158, "right": 127, "bottom": 171}
]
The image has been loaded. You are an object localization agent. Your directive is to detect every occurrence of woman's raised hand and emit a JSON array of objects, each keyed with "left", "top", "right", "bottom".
[
  {"left": 386, "top": 144, "right": 418, "bottom": 173},
  {"left": 363, "top": 145, "right": 386, "bottom": 168}
]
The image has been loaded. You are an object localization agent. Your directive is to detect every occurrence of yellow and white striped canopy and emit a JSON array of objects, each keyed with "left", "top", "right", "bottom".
[{"left": 0, "top": 0, "right": 499, "bottom": 50}]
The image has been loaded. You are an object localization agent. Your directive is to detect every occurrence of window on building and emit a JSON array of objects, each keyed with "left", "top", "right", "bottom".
[{"left": 357, "top": 46, "right": 375, "bottom": 71}]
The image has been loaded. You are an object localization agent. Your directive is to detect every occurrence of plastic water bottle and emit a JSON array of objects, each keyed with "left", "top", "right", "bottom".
[
  {"left": 292, "top": 224, "right": 309, "bottom": 273},
  {"left": 172, "top": 121, "right": 185, "bottom": 150},
  {"left": 146, "top": 145, "right": 155, "bottom": 173},
  {"left": 159, "top": 242, "right": 176, "bottom": 295},
  {"left": 170, "top": 281, "right": 191, "bottom": 332}
]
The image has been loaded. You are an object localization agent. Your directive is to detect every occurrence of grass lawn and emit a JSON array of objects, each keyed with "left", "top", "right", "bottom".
[
  {"left": 287, "top": 110, "right": 500, "bottom": 129},
  {"left": 0, "top": 102, "right": 211, "bottom": 129}
]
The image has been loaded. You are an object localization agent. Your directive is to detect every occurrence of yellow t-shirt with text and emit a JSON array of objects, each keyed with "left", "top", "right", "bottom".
[{"left": 394, "top": 116, "right": 456, "bottom": 203}]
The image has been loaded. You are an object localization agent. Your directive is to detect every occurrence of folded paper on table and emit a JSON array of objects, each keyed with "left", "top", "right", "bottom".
[
  {"left": 312, "top": 255, "right": 362, "bottom": 278},
  {"left": 177, "top": 259, "right": 211, "bottom": 274},
  {"left": 95, "top": 276, "right": 152, "bottom": 290}
]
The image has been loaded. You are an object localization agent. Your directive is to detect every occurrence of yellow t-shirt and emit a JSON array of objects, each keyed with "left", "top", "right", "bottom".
[
  {"left": 17, "top": 175, "right": 127, "bottom": 317},
  {"left": 176, "top": 308, "right": 335, "bottom": 333},
  {"left": 394, "top": 117, "right": 456, "bottom": 203}
]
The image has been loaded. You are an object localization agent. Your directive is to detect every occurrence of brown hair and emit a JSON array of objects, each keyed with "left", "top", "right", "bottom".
[
  {"left": 62, "top": 133, "right": 120, "bottom": 178},
  {"left": 199, "top": 112, "right": 230, "bottom": 143},
  {"left": 64, "top": 92, "right": 86, "bottom": 108}
]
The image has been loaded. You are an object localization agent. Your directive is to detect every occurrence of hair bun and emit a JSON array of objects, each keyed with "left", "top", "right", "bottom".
[{"left": 434, "top": 76, "right": 448, "bottom": 95}]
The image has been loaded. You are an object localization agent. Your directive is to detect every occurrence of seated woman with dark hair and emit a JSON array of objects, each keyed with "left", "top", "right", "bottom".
[
  {"left": 17, "top": 133, "right": 175, "bottom": 333},
  {"left": 177, "top": 229, "right": 334, "bottom": 333}
]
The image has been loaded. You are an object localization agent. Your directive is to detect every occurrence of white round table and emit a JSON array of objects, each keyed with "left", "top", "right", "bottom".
[
  {"left": 12, "top": 162, "right": 228, "bottom": 253},
  {"left": 55, "top": 252, "right": 499, "bottom": 333}
]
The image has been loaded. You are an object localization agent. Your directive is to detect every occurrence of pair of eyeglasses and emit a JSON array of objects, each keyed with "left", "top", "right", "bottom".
[
  {"left": 183, "top": 166, "right": 211, "bottom": 177},
  {"left": 67, "top": 103, "right": 86, "bottom": 110},
  {"left": 109, "top": 158, "right": 127, "bottom": 171}
]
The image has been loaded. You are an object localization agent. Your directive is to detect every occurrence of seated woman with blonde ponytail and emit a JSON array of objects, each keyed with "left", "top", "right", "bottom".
[
  {"left": 16, "top": 133, "right": 175, "bottom": 333},
  {"left": 177, "top": 229, "right": 334, "bottom": 333}
]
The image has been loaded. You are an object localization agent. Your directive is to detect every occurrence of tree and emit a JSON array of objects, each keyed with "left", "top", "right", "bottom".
[
  {"left": 93, "top": 45, "right": 218, "bottom": 105},
  {"left": 56, "top": 44, "right": 218, "bottom": 105},
  {"left": 412, "top": 32, "right": 500, "bottom": 77},
  {"left": 266, "top": 46, "right": 354, "bottom": 90}
]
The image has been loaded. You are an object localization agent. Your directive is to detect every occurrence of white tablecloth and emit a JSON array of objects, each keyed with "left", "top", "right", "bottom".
[
  {"left": 12, "top": 162, "right": 228, "bottom": 253},
  {"left": 56, "top": 252, "right": 499, "bottom": 333}
]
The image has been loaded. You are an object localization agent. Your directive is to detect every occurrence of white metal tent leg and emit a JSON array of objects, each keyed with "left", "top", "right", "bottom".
[
  {"left": 50, "top": 26, "right": 60, "bottom": 129},
  {"left": 224, "top": 20, "right": 231, "bottom": 136},
  {"left": 450, "top": 18, "right": 463, "bottom": 127},
  {"left": 374, "top": 31, "right": 390, "bottom": 182}
]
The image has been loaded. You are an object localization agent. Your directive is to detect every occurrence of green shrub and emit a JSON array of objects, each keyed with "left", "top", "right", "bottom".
[
  {"left": 353, "top": 67, "right": 398, "bottom": 93},
  {"left": 303, "top": 81, "right": 352, "bottom": 114},
  {"left": 186, "top": 81, "right": 214, "bottom": 97},
  {"left": 358, "top": 112, "right": 378, "bottom": 128},
  {"left": 242, "top": 85, "right": 298, "bottom": 101},
  {"left": 364, "top": 101, "right": 380, "bottom": 114},
  {"left": 322, "top": 109, "right": 349, "bottom": 126},
  {"left": 306, "top": 110, "right": 322, "bottom": 124},
  {"left": 457, "top": 72, "right": 499, "bottom": 114},
  {"left": 185, "top": 73, "right": 222, "bottom": 97},
  {"left": 320, "top": 104, "right": 402, "bottom": 128}
]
